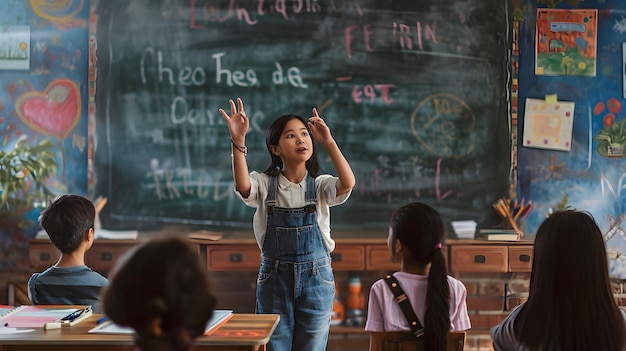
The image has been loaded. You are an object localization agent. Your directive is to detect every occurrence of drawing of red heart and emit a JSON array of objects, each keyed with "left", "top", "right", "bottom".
[{"left": 15, "top": 78, "right": 81, "bottom": 139}]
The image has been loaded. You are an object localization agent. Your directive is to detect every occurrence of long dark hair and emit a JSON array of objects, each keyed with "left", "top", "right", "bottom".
[
  {"left": 515, "top": 210, "right": 624, "bottom": 350},
  {"left": 390, "top": 202, "right": 450, "bottom": 351},
  {"left": 102, "top": 236, "right": 217, "bottom": 351},
  {"left": 262, "top": 114, "right": 320, "bottom": 177}
]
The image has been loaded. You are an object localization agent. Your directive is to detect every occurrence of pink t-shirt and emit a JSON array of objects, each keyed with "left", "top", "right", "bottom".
[{"left": 365, "top": 271, "right": 471, "bottom": 332}]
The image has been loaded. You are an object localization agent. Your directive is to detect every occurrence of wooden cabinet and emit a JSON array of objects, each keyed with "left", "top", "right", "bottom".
[
  {"left": 207, "top": 244, "right": 261, "bottom": 271},
  {"left": 450, "top": 245, "right": 508, "bottom": 273},
  {"left": 365, "top": 245, "right": 397, "bottom": 271},
  {"left": 85, "top": 242, "right": 135, "bottom": 273},
  {"left": 448, "top": 241, "right": 533, "bottom": 274},
  {"left": 28, "top": 240, "right": 60, "bottom": 271},
  {"left": 206, "top": 244, "right": 367, "bottom": 271},
  {"left": 28, "top": 239, "right": 135, "bottom": 273},
  {"left": 331, "top": 244, "right": 365, "bottom": 271},
  {"left": 508, "top": 246, "right": 533, "bottom": 272}
]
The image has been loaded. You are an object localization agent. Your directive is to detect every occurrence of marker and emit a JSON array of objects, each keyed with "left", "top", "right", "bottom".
[
  {"left": 62, "top": 307, "right": 91, "bottom": 322},
  {"left": 96, "top": 316, "right": 108, "bottom": 324}
]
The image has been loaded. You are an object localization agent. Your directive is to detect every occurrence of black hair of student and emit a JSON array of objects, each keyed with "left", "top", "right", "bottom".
[
  {"left": 263, "top": 114, "right": 320, "bottom": 177},
  {"left": 39, "top": 194, "right": 95, "bottom": 254},
  {"left": 515, "top": 210, "right": 625, "bottom": 351},
  {"left": 102, "top": 236, "right": 217, "bottom": 351},
  {"left": 390, "top": 202, "right": 450, "bottom": 351}
]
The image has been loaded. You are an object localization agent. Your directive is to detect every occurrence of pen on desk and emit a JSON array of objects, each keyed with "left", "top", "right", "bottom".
[
  {"left": 62, "top": 307, "right": 91, "bottom": 322},
  {"left": 96, "top": 316, "right": 108, "bottom": 324},
  {"left": 43, "top": 307, "right": 93, "bottom": 330}
]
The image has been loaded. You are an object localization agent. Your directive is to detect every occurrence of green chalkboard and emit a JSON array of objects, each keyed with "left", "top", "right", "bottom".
[{"left": 94, "top": 0, "right": 512, "bottom": 230}]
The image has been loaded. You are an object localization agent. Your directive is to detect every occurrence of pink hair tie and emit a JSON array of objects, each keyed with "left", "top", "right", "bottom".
[{"left": 434, "top": 242, "right": 442, "bottom": 249}]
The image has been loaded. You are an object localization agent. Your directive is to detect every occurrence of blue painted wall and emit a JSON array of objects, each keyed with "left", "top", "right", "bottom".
[
  {"left": 516, "top": 0, "right": 626, "bottom": 278},
  {"left": 0, "top": 0, "right": 89, "bottom": 270}
]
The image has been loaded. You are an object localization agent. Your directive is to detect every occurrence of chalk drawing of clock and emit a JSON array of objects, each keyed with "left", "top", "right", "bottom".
[{"left": 411, "top": 93, "right": 476, "bottom": 159}]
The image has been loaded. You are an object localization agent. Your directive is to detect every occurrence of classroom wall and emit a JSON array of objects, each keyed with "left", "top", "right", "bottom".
[
  {"left": 515, "top": 0, "right": 626, "bottom": 279},
  {"left": 0, "top": 0, "right": 91, "bottom": 279},
  {"left": 2, "top": 0, "right": 626, "bottom": 300}
]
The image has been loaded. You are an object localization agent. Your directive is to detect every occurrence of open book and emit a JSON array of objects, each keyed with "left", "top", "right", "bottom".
[
  {"left": 0, "top": 305, "right": 87, "bottom": 328},
  {"left": 89, "top": 310, "right": 233, "bottom": 335}
]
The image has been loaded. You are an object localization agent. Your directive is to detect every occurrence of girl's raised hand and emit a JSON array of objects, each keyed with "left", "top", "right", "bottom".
[
  {"left": 308, "top": 108, "right": 333, "bottom": 146},
  {"left": 219, "top": 98, "right": 249, "bottom": 143}
]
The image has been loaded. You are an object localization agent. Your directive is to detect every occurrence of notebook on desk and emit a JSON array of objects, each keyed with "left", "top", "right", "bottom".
[
  {"left": 88, "top": 310, "right": 234, "bottom": 335},
  {"left": 0, "top": 305, "right": 86, "bottom": 328}
]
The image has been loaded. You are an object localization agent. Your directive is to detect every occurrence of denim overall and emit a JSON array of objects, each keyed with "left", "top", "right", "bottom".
[{"left": 256, "top": 174, "right": 334, "bottom": 351}]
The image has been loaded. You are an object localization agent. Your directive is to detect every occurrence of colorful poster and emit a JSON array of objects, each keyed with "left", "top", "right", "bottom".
[
  {"left": 535, "top": 9, "right": 597, "bottom": 76},
  {"left": 522, "top": 98, "right": 575, "bottom": 151},
  {"left": 0, "top": 25, "right": 30, "bottom": 70}
]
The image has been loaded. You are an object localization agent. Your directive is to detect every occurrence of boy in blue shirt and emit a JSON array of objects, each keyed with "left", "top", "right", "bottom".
[{"left": 28, "top": 194, "right": 108, "bottom": 312}]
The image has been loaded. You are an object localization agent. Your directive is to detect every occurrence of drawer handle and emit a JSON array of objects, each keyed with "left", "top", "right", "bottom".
[
  {"left": 230, "top": 254, "right": 243, "bottom": 263},
  {"left": 331, "top": 253, "right": 342, "bottom": 262},
  {"left": 519, "top": 254, "right": 531, "bottom": 262},
  {"left": 101, "top": 252, "right": 113, "bottom": 261},
  {"left": 40, "top": 253, "right": 51, "bottom": 261},
  {"left": 474, "top": 255, "right": 486, "bottom": 264}
]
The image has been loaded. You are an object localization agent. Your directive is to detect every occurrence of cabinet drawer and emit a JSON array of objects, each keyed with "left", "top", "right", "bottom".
[
  {"left": 509, "top": 246, "right": 533, "bottom": 272},
  {"left": 331, "top": 244, "right": 365, "bottom": 271},
  {"left": 365, "top": 245, "right": 399, "bottom": 271},
  {"left": 86, "top": 243, "right": 135, "bottom": 273},
  {"left": 207, "top": 245, "right": 260, "bottom": 271},
  {"left": 450, "top": 245, "right": 508, "bottom": 273},
  {"left": 28, "top": 241, "right": 59, "bottom": 271}
]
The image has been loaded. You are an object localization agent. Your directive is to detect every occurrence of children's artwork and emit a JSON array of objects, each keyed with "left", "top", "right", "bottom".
[
  {"left": 0, "top": 25, "right": 30, "bottom": 70},
  {"left": 522, "top": 98, "right": 575, "bottom": 151},
  {"left": 535, "top": 9, "right": 597, "bottom": 76}
]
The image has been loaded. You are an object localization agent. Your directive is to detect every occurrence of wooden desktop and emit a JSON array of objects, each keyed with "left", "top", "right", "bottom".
[{"left": 0, "top": 313, "right": 279, "bottom": 351}]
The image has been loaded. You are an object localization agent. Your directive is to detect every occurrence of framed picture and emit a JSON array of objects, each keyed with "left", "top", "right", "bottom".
[
  {"left": 535, "top": 9, "right": 597, "bottom": 76},
  {"left": 0, "top": 25, "right": 30, "bottom": 70}
]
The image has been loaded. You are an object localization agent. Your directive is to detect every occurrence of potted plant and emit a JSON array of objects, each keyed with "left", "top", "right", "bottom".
[{"left": 0, "top": 136, "right": 58, "bottom": 232}]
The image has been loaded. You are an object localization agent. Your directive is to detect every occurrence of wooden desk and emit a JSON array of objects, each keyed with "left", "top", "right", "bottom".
[{"left": 0, "top": 313, "right": 279, "bottom": 351}]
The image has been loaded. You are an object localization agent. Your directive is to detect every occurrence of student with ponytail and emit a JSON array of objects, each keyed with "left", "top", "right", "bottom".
[
  {"left": 102, "top": 236, "right": 217, "bottom": 351},
  {"left": 365, "top": 202, "right": 470, "bottom": 351}
]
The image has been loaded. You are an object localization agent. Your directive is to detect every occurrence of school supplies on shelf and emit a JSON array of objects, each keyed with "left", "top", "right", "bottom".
[
  {"left": 451, "top": 220, "right": 477, "bottom": 239},
  {"left": 88, "top": 310, "right": 234, "bottom": 335},
  {"left": 0, "top": 305, "right": 88, "bottom": 328},
  {"left": 492, "top": 197, "right": 532, "bottom": 237},
  {"left": 479, "top": 229, "right": 521, "bottom": 241}
]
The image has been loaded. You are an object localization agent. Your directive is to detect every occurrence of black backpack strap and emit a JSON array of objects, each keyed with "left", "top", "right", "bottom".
[{"left": 384, "top": 274, "right": 424, "bottom": 338}]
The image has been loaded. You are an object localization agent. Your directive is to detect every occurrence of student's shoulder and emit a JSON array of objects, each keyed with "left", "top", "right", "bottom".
[
  {"left": 27, "top": 272, "right": 41, "bottom": 285},
  {"left": 368, "top": 276, "right": 391, "bottom": 294},
  {"left": 82, "top": 267, "right": 109, "bottom": 282},
  {"left": 447, "top": 275, "right": 468, "bottom": 290},
  {"left": 249, "top": 170, "right": 266, "bottom": 178}
]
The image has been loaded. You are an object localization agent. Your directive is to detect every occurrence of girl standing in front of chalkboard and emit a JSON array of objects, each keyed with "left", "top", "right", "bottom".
[{"left": 220, "top": 98, "right": 355, "bottom": 351}]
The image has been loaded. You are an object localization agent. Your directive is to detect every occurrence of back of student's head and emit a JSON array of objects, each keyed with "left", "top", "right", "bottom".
[
  {"left": 102, "top": 236, "right": 217, "bottom": 351},
  {"left": 263, "top": 114, "right": 320, "bottom": 176},
  {"left": 518, "top": 209, "right": 624, "bottom": 350},
  {"left": 39, "top": 194, "right": 95, "bottom": 253},
  {"left": 390, "top": 202, "right": 450, "bottom": 351}
]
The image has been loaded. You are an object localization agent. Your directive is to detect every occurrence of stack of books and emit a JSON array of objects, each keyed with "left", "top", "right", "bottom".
[
  {"left": 451, "top": 220, "right": 477, "bottom": 239},
  {"left": 479, "top": 229, "right": 520, "bottom": 241}
]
